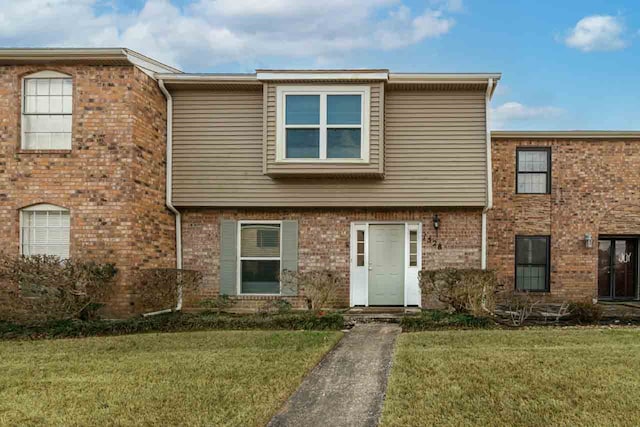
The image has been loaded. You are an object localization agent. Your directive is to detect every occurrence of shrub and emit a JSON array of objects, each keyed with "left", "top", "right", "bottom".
[
  {"left": 199, "top": 295, "right": 236, "bottom": 314},
  {"left": 131, "top": 268, "right": 202, "bottom": 314},
  {"left": 280, "top": 270, "right": 343, "bottom": 310},
  {"left": 501, "top": 291, "right": 541, "bottom": 327},
  {"left": 400, "top": 310, "right": 493, "bottom": 331},
  {"left": 0, "top": 311, "right": 345, "bottom": 340},
  {"left": 0, "top": 253, "right": 117, "bottom": 323},
  {"left": 569, "top": 301, "right": 603, "bottom": 324},
  {"left": 257, "top": 298, "right": 293, "bottom": 315},
  {"left": 419, "top": 268, "right": 501, "bottom": 316}
]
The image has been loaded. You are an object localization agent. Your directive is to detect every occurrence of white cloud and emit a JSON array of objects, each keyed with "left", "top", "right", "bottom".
[
  {"left": 0, "top": 0, "right": 463, "bottom": 70},
  {"left": 491, "top": 102, "right": 564, "bottom": 129},
  {"left": 429, "top": 0, "right": 464, "bottom": 13},
  {"left": 564, "top": 15, "right": 627, "bottom": 52}
]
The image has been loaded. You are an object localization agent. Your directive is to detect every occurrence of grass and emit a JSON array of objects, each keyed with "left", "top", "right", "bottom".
[
  {"left": 0, "top": 330, "right": 342, "bottom": 426},
  {"left": 382, "top": 328, "right": 640, "bottom": 426}
]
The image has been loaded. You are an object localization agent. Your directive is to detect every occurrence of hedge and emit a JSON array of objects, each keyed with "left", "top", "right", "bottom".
[
  {"left": 0, "top": 311, "right": 345, "bottom": 340},
  {"left": 400, "top": 310, "right": 494, "bottom": 332}
]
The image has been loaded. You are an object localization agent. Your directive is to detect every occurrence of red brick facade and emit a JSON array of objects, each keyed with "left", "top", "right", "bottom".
[
  {"left": 0, "top": 64, "right": 176, "bottom": 315},
  {"left": 181, "top": 208, "right": 482, "bottom": 309},
  {"left": 488, "top": 137, "right": 640, "bottom": 302}
]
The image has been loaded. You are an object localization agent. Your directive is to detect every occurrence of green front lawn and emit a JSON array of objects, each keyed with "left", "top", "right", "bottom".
[
  {"left": 382, "top": 329, "right": 640, "bottom": 426},
  {"left": 0, "top": 330, "right": 342, "bottom": 426}
]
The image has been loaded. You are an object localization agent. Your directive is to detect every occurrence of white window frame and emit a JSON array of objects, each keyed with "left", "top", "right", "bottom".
[
  {"left": 276, "top": 85, "right": 370, "bottom": 163},
  {"left": 19, "top": 203, "right": 70, "bottom": 258},
  {"left": 237, "top": 220, "right": 283, "bottom": 296},
  {"left": 21, "top": 70, "right": 73, "bottom": 150}
]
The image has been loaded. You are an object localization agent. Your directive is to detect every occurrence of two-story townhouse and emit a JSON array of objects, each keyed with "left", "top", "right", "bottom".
[
  {"left": 490, "top": 131, "right": 640, "bottom": 303},
  {"left": 157, "top": 69, "right": 499, "bottom": 309},
  {"left": 0, "top": 49, "right": 179, "bottom": 315}
]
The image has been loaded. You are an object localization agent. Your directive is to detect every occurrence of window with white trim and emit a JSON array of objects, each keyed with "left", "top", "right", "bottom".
[
  {"left": 240, "top": 223, "right": 281, "bottom": 294},
  {"left": 22, "top": 71, "right": 73, "bottom": 150},
  {"left": 277, "top": 86, "right": 370, "bottom": 162},
  {"left": 20, "top": 204, "right": 70, "bottom": 258}
]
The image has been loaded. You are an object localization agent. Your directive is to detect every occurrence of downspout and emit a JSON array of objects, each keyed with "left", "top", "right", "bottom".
[
  {"left": 481, "top": 78, "right": 494, "bottom": 270},
  {"left": 144, "top": 79, "right": 182, "bottom": 316}
]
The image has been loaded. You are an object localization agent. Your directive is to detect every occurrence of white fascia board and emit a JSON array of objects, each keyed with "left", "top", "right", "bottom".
[
  {"left": 124, "top": 49, "right": 181, "bottom": 75},
  {"left": 257, "top": 72, "right": 389, "bottom": 81},
  {"left": 389, "top": 72, "right": 502, "bottom": 81}
]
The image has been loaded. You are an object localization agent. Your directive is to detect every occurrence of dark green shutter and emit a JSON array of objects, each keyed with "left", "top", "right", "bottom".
[
  {"left": 281, "top": 220, "right": 299, "bottom": 296},
  {"left": 219, "top": 219, "right": 237, "bottom": 295}
]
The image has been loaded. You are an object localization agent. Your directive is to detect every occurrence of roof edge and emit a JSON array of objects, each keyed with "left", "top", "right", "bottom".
[
  {"left": 492, "top": 131, "right": 640, "bottom": 139},
  {"left": 156, "top": 71, "right": 503, "bottom": 85},
  {"left": 388, "top": 72, "right": 501, "bottom": 84},
  {"left": 0, "top": 48, "right": 180, "bottom": 74},
  {"left": 257, "top": 70, "right": 388, "bottom": 81}
]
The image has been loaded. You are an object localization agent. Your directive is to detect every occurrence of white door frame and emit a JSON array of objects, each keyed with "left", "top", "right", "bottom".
[{"left": 349, "top": 221, "right": 422, "bottom": 307}]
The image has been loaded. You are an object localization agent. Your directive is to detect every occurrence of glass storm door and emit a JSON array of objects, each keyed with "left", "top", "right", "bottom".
[{"left": 598, "top": 239, "right": 637, "bottom": 299}]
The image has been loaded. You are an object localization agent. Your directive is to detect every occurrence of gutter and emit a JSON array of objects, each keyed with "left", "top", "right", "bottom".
[
  {"left": 481, "top": 78, "right": 494, "bottom": 270},
  {"left": 144, "top": 79, "right": 183, "bottom": 316}
]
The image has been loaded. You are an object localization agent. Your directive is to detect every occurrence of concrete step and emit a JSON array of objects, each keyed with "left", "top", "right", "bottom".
[{"left": 344, "top": 307, "right": 421, "bottom": 324}]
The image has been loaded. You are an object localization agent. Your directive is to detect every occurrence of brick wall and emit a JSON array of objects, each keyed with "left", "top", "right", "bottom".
[
  {"left": 488, "top": 137, "right": 640, "bottom": 301},
  {"left": 181, "top": 208, "right": 482, "bottom": 309},
  {"left": 0, "top": 64, "right": 175, "bottom": 316}
]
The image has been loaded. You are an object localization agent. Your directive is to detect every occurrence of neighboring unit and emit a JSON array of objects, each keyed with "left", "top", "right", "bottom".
[
  {"left": 490, "top": 131, "right": 640, "bottom": 302},
  {"left": 0, "top": 49, "right": 179, "bottom": 315}
]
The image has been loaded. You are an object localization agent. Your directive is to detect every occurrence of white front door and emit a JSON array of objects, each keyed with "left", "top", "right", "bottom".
[
  {"left": 368, "top": 224, "right": 405, "bottom": 305},
  {"left": 349, "top": 222, "right": 422, "bottom": 307}
]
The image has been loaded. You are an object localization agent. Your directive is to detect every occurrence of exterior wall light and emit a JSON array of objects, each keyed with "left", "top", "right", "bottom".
[
  {"left": 433, "top": 214, "right": 440, "bottom": 231},
  {"left": 584, "top": 233, "right": 593, "bottom": 249}
]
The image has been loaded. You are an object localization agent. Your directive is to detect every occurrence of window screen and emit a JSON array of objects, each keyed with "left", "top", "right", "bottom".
[
  {"left": 240, "top": 224, "right": 281, "bottom": 294},
  {"left": 23, "top": 75, "right": 72, "bottom": 149},
  {"left": 517, "top": 149, "right": 550, "bottom": 194},
  {"left": 21, "top": 207, "right": 70, "bottom": 258},
  {"left": 515, "top": 236, "right": 550, "bottom": 292}
]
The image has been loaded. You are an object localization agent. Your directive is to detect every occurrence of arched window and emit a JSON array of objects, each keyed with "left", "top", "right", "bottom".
[
  {"left": 20, "top": 204, "right": 70, "bottom": 258},
  {"left": 22, "top": 70, "right": 72, "bottom": 150}
]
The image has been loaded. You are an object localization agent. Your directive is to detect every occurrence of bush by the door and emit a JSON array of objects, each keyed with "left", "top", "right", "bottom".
[{"left": 419, "top": 268, "right": 501, "bottom": 316}]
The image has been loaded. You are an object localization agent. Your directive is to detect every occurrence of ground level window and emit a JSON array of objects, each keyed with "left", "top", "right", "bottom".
[
  {"left": 21, "top": 204, "right": 70, "bottom": 258},
  {"left": 240, "top": 223, "right": 281, "bottom": 294},
  {"left": 515, "top": 236, "right": 550, "bottom": 292}
]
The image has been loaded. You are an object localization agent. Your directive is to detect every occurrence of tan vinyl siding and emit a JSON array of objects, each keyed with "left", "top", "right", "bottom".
[
  {"left": 263, "top": 83, "right": 383, "bottom": 176},
  {"left": 171, "top": 87, "right": 487, "bottom": 207}
]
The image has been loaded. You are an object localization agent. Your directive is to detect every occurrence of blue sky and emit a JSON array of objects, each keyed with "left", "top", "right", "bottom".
[{"left": 1, "top": 0, "right": 638, "bottom": 130}]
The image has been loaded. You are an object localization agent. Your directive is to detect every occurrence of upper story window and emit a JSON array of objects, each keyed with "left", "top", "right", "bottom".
[
  {"left": 516, "top": 148, "right": 550, "bottom": 194},
  {"left": 22, "top": 71, "right": 73, "bottom": 150},
  {"left": 276, "top": 86, "right": 370, "bottom": 162},
  {"left": 20, "top": 204, "right": 70, "bottom": 258}
]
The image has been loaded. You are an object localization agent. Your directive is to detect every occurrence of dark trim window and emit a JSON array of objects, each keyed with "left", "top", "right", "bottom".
[
  {"left": 516, "top": 148, "right": 550, "bottom": 194},
  {"left": 515, "top": 236, "right": 550, "bottom": 292}
]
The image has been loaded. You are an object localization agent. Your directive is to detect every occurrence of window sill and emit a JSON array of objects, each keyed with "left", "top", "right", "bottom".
[
  {"left": 275, "top": 158, "right": 370, "bottom": 164},
  {"left": 235, "top": 294, "right": 284, "bottom": 299},
  {"left": 515, "top": 289, "right": 551, "bottom": 294},
  {"left": 16, "top": 149, "right": 72, "bottom": 155}
]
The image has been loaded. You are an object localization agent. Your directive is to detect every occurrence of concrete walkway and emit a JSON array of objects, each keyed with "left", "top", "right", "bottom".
[{"left": 268, "top": 323, "right": 401, "bottom": 427}]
